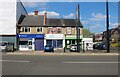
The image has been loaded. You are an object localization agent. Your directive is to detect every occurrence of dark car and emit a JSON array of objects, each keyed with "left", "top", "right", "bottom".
[
  {"left": 98, "top": 43, "right": 107, "bottom": 50},
  {"left": 44, "top": 45, "right": 54, "bottom": 52},
  {"left": 69, "top": 44, "right": 78, "bottom": 52},
  {"left": 93, "top": 43, "right": 101, "bottom": 49},
  {"left": 93, "top": 43, "right": 107, "bottom": 50}
]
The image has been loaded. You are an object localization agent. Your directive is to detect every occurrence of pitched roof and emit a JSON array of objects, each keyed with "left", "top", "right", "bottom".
[
  {"left": 19, "top": 15, "right": 44, "bottom": 26},
  {"left": 46, "top": 18, "right": 83, "bottom": 28},
  {"left": 46, "top": 18, "right": 62, "bottom": 27},
  {"left": 62, "top": 19, "right": 83, "bottom": 27},
  {"left": 62, "top": 19, "right": 76, "bottom": 26}
]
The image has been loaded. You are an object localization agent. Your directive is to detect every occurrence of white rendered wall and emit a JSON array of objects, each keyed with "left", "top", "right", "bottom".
[
  {"left": 0, "top": 0, "right": 27, "bottom": 35},
  {"left": 0, "top": 1, "right": 16, "bottom": 35}
]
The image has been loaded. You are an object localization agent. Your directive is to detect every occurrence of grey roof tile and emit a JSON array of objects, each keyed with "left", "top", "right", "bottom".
[
  {"left": 46, "top": 18, "right": 83, "bottom": 28},
  {"left": 19, "top": 15, "right": 44, "bottom": 26}
]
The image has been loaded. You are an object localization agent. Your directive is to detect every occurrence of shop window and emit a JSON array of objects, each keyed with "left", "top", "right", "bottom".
[
  {"left": 36, "top": 27, "right": 42, "bottom": 32},
  {"left": 72, "top": 40, "right": 75, "bottom": 44},
  {"left": 57, "top": 40, "right": 63, "bottom": 48},
  {"left": 46, "top": 40, "right": 52, "bottom": 46},
  {"left": 67, "top": 40, "right": 70, "bottom": 44},
  {"left": 19, "top": 41, "right": 28, "bottom": 48},
  {"left": 19, "top": 41, "right": 28, "bottom": 45}
]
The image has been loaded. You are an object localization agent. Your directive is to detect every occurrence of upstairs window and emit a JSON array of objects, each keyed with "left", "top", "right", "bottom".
[
  {"left": 57, "top": 27, "right": 62, "bottom": 34},
  {"left": 67, "top": 27, "right": 71, "bottom": 34},
  {"left": 21, "top": 27, "right": 31, "bottom": 32},
  {"left": 36, "top": 27, "right": 42, "bottom": 32},
  {"left": 48, "top": 27, "right": 53, "bottom": 34}
]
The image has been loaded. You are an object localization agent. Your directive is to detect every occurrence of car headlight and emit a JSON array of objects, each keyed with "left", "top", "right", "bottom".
[{"left": 2, "top": 46, "right": 6, "bottom": 49}]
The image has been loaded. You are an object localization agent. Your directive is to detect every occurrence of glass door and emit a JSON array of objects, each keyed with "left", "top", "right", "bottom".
[
  {"left": 28, "top": 39, "right": 32, "bottom": 50},
  {"left": 53, "top": 40, "right": 57, "bottom": 48}
]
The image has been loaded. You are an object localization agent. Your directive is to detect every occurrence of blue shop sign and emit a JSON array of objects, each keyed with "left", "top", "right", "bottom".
[{"left": 18, "top": 34, "right": 44, "bottom": 38}]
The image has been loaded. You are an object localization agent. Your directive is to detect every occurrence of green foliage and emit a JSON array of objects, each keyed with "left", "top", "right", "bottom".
[{"left": 83, "top": 28, "right": 94, "bottom": 37}]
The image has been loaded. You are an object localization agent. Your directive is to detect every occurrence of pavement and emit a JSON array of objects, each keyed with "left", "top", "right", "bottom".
[{"left": 2, "top": 50, "right": 119, "bottom": 56}]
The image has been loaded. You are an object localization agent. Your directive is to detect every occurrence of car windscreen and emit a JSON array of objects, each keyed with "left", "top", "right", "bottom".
[{"left": 0, "top": 43, "right": 6, "bottom": 46}]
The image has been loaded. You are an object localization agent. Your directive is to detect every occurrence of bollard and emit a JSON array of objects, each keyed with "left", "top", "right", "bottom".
[
  {"left": 64, "top": 47, "right": 65, "bottom": 53},
  {"left": 83, "top": 41, "right": 85, "bottom": 53},
  {"left": 13, "top": 43, "right": 14, "bottom": 52}
]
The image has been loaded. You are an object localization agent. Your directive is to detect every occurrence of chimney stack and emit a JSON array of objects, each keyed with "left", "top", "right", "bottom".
[
  {"left": 44, "top": 11, "right": 47, "bottom": 25},
  {"left": 34, "top": 10, "right": 38, "bottom": 15}
]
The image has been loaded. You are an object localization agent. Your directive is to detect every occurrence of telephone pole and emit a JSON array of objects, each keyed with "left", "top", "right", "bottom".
[
  {"left": 76, "top": 4, "right": 80, "bottom": 52},
  {"left": 106, "top": 0, "right": 110, "bottom": 53}
]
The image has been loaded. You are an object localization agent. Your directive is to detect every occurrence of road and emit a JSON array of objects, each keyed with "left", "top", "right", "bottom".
[{"left": 1, "top": 54, "right": 118, "bottom": 75}]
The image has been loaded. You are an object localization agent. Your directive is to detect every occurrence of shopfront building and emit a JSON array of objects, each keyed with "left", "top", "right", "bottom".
[
  {"left": 18, "top": 34, "right": 44, "bottom": 51},
  {"left": 65, "top": 35, "right": 83, "bottom": 49},
  {"left": 45, "top": 34, "right": 65, "bottom": 49}
]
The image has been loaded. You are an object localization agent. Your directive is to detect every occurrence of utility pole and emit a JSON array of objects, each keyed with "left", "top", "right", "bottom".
[
  {"left": 106, "top": 0, "right": 110, "bottom": 53},
  {"left": 76, "top": 4, "right": 80, "bottom": 52}
]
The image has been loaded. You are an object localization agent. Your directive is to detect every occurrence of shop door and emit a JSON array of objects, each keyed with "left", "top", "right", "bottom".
[
  {"left": 28, "top": 40, "right": 32, "bottom": 50},
  {"left": 53, "top": 40, "right": 56, "bottom": 48},
  {"left": 35, "top": 39, "right": 44, "bottom": 51}
]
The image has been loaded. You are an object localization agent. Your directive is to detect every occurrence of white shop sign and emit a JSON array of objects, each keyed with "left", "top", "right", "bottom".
[{"left": 46, "top": 34, "right": 64, "bottom": 39}]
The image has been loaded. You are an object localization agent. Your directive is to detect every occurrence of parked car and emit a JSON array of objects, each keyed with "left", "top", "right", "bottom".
[
  {"left": 98, "top": 43, "right": 107, "bottom": 50},
  {"left": 0, "top": 42, "right": 14, "bottom": 52},
  {"left": 0, "top": 42, "right": 6, "bottom": 52},
  {"left": 69, "top": 44, "right": 78, "bottom": 52},
  {"left": 93, "top": 43, "right": 101, "bottom": 49},
  {"left": 44, "top": 45, "right": 54, "bottom": 52},
  {"left": 93, "top": 43, "right": 107, "bottom": 50}
]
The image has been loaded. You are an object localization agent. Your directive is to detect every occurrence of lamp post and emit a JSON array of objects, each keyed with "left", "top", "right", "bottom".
[
  {"left": 76, "top": 4, "right": 80, "bottom": 52},
  {"left": 106, "top": 0, "right": 110, "bottom": 53}
]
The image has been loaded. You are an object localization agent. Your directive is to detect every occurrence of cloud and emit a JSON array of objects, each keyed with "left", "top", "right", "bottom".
[
  {"left": 47, "top": 11, "right": 60, "bottom": 18},
  {"left": 63, "top": 13, "right": 75, "bottom": 19},
  {"left": 90, "top": 24, "right": 102, "bottom": 29},
  {"left": 81, "top": 20, "right": 89, "bottom": 25},
  {"left": 89, "top": 13, "right": 106, "bottom": 21},
  {"left": 22, "top": 2, "right": 47, "bottom": 10},
  {"left": 109, "top": 22, "right": 118, "bottom": 28},
  {"left": 28, "top": 11, "right": 60, "bottom": 18}
]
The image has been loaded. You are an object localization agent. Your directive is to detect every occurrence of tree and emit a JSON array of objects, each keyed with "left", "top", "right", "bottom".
[{"left": 83, "top": 28, "right": 94, "bottom": 37}]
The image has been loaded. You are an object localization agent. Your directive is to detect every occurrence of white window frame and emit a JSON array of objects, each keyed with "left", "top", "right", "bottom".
[
  {"left": 21, "top": 27, "right": 31, "bottom": 32},
  {"left": 67, "top": 27, "right": 71, "bottom": 34},
  {"left": 36, "top": 27, "right": 42, "bottom": 32}
]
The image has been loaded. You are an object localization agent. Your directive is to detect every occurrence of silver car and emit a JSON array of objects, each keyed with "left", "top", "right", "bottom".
[
  {"left": 0, "top": 42, "right": 14, "bottom": 52},
  {"left": 0, "top": 42, "right": 6, "bottom": 51},
  {"left": 69, "top": 44, "right": 77, "bottom": 52}
]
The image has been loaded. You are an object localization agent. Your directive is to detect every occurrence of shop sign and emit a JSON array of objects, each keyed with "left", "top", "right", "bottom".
[
  {"left": 18, "top": 34, "right": 44, "bottom": 38},
  {"left": 46, "top": 34, "right": 63, "bottom": 39}
]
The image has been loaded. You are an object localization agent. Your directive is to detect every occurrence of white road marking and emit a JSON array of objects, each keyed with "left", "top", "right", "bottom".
[
  {"left": 0, "top": 60, "right": 30, "bottom": 63},
  {"left": 62, "top": 61, "right": 120, "bottom": 64}
]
